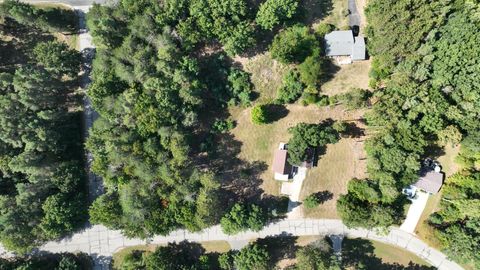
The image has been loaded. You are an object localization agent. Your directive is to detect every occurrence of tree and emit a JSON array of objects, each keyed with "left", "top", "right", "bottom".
[
  {"left": 287, "top": 122, "right": 339, "bottom": 166},
  {"left": 223, "top": 21, "right": 256, "bottom": 56},
  {"left": 33, "top": 41, "right": 81, "bottom": 77},
  {"left": 220, "top": 203, "right": 267, "bottom": 234},
  {"left": 39, "top": 194, "right": 85, "bottom": 239},
  {"left": 337, "top": 88, "right": 371, "bottom": 110},
  {"left": 303, "top": 194, "right": 320, "bottom": 209},
  {"left": 276, "top": 70, "right": 304, "bottom": 104},
  {"left": 55, "top": 257, "right": 81, "bottom": 270},
  {"left": 251, "top": 104, "right": 269, "bottom": 124},
  {"left": 295, "top": 241, "right": 340, "bottom": 270},
  {"left": 89, "top": 192, "right": 123, "bottom": 229},
  {"left": 233, "top": 244, "right": 270, "bottom": 270},
  {"left": 255, "top": 0, "right": 299, "bottom": 30},
  {"left": 298, "top": 50, "right": 325, "bottom": 89},
  {"left": 227, "top": 68, "right": 254, "bottom": 106},
  {"left": 144, "top": 242, "right": 204, "bottom": 270},
  {"left": 270, "top": 25, "right": 316, "bottom": 64}
]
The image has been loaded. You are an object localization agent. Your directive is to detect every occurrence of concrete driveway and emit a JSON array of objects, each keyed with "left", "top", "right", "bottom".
[
  {"left": 281, "top": 167, "right": 307, "bottom": 219},
  {"left": 400, "top": 191, "right": 430, "bottom": 233},
  {"left": 348, "top": 0, "right": 361, "bottom": 27}
]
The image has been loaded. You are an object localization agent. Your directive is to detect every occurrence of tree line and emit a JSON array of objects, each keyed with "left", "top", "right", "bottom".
[
  {"left": 0, "top": 1, "right": 85, "bottom": 252},
  {"left": 337, "top": 1, "right": 480, "bottom": 266}
]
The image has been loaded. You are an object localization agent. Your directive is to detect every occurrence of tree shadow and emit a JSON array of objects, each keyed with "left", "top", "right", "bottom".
[
  {"left": 265, "top": 104, "right": 289, "bottom": 123},
  {"left": 298, "top": 0, "right": 334, "bottom": 26},
  {"left": 343, "top": 238, "right": 436, "bottom": 270},
  {"left": 340, "top": 122, "right": 365, "bottom": 138},
  {"left": 255, "top": 234, "right": 299, "bottom": 266},
  {"left": 310, "top": 190, "right": 334, "bottom": 204},
  {"left": 321, "top": 58, "right": 342, "bottom": 84}
]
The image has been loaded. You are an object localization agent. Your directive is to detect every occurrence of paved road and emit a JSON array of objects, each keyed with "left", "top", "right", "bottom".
[
  {"left": 348, "top": 0, "right": 361, "bottom": 27},
  {"left": 35, "top": 219, "right": 463, "bottom": 270},
  {"left": 20, "top": 0, "right": 108, "bottom": 5},
  {"left": 76, "top": 6, "right": 104, "bottom": 203}
]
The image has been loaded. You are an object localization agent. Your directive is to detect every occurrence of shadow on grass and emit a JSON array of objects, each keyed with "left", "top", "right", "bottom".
[
  {"left": 265, "top": 104, "right": 289, "bottom": 123},
  {"left": 310, "top": 190, "right": 334, "bottom": 204},
  {"left": 343, "top": 238, "right": 436, "bottom": 270},
  {"left": 256, "top": 234, "right": 299, "bottom": 266},
  {"left": 298, "top": 0, "right": 334, "bottom": 25}
]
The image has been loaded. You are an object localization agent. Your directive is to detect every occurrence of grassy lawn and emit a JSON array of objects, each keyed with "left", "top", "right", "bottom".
[
  {"left": 311, "top": 0, "right": 349, "bottom": 30},
  {"left": 300, "top": 138, "right": 365, "bottom": 218},
  {"left": 230, "top": 104, "right": 365, "bottom": 196},
  {"left": 322, "top": 60, "right": 372, "bottom": 96},
  {"left": 343, "top": 238, "right": 433, "bottom": 269},
  {"left": 243, "top": 53, "right": 294, "bottom": 103}
]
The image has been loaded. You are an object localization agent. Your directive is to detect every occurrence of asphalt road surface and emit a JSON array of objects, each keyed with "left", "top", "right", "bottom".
[
  {"left": 19, "top": 0, "right": 108, "bottom": 5},
  {"left": 348, "top": 0, "right": 361, "bottom": 27}
]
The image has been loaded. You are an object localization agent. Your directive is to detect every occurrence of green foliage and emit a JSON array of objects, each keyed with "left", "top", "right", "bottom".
[
  {"left": 227, "top": 68, "right": 254, "bottom": 106},
  {"left": 336, "top": 89, "right": 371, "bottom": 110},
  {"left": 251, "top": 104, "right": 269, "bottom": 124},
  {"left": 287, "top": 122, "right": 339, "bottom": 166},
  {"left": 233, "top": 244, "right": 270, "bottom": 270},
  {"left": 255, "top": 0, "right": 299, "bottom": 30},
  {"left": 33, "top": 41, "right": 81, "bottom": 77},
  {"left": 89, "top": 192, "right": 123, "bottom": 229},
  {"left": 223, "top": 21, "right": 256, "bottom": 56},
  {"left": 0, "top": 17, "right": 85, "bottom": 252},
  {"left": 270, "top": 25, "right": 316, "bottom": 64},
  {"left": 220, "top": 203, "right": 267, "bottom": 234},
  {"left": 303, "top": 194, "right": 320, "bottom": 209},
  {"left": 295, "top": 241, "right": 340, "bottom": 270},
  {"left": 298, "top": 50, "right": 325, "bottom": 89},
  {"left": 0, "top": 0, "right": 77, "bottom": 33},
  {"left": 0, "top": 253, "right": 87, "bottom": 270},
  {"left": 276, "top": 70, "right": 304, "bottom": 104},
  {"left": 212, "top": 119, "right": 236, "bottom": 133},
  {"left": 218, "top": 253, "right": 234, "bottom": 270},
  {"left": 314, "top": 23, "right": 334, "bottom": 37},
  {"left": 145, "top": 243, "right": 201, "bottom": 270}
]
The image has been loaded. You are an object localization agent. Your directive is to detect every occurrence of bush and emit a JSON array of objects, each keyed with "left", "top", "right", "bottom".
[
  {"left": 302, "top": 92, "right": 319, "bottom": 105},
  {"left": 220, "top": 203, "right": 267, "bottom": 234},
  {"left": 223, "top": 22, "right": 256, "bottom": 56},
  {"left": 337, "top": 88, "right": 371, "bottom": 109},
  {"left": 270, "top": 25, "right": 316, "bottom": 64},
  {"left": 276, "top": 70, "right": 304, "bottom": 103},
  {"left": 303, "top": 194, "right": 321, "bottom": 209},
  {"left": 212, "top": 119, "right": 236, "bottom": 133},
  {"left": 315, "top": 23, "right": 334, "bottom": 37},
  {"left": 256, "top": 0, "right": 299, "bottom": 30},
  {"left": 332, "top": 121, "right": 347, "bottom": 134},
  {"left": 251, "top": 104, "right": 269, "bottom": 124}
]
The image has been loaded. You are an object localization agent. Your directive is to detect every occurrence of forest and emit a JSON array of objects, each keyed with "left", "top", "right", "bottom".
[
  {"left": 0, "top": 1, "right": 86, "bottom": 252},
  {"left": 84, "top": 0, "right": 328, "bottom": 238},
  {"left": 337, "top": 0, "right": 480, "bottom": 267}
]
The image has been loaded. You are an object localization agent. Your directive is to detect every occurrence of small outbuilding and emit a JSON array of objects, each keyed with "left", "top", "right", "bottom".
[
  {"left": 273, "top": 143, "right": 292, "bottom": 181},
  {"left": 413, "top": 164, "right": 444, "bottom": 194},
  {"left": 324, "top": 30, "right": 366, "bottom": 64}
]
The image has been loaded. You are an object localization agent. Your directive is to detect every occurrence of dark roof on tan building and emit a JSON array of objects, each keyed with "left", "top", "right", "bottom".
[
  {"left": 273, "top": 149, "right": 289, "bottom": 175},
  {"left": 413, "top": 171, "right": 444, "bottom": 194}
]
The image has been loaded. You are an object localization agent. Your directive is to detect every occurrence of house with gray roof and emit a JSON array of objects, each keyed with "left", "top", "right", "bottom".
[{"left": 324, "top": 30, "right": 366, "bottom": 64}]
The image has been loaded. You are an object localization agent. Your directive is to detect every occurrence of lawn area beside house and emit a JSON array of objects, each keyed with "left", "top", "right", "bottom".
[
  {"left": 300, "top": 137, "right": 366, "bottom": 218},
  {"left": 230, "top": 105, "right": 365, "bottom": 196},
  {"left": 322, "top": 60, "right": 371, "bottom": 96}
]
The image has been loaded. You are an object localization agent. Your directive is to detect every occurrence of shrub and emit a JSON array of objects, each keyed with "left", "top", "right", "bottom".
[
  {"left": 256, "top": 0, "right": 299, "bottom": 30},
  {"left": 276, "top": 70, "right": 304, "bottom": 103},
  {"left": 304, "top": 194, "right": 321, "bottom": 209},
  {"left": 223, "top": 22, "right": 256, "bottom": 56},
  {"left": 212, "top": 119, "right": 236, "bottom": 133},
  {"left": 251, "top": 104, "right": 269, "bottom": 124},
  {"left": 332, "top": 121, "right": 348, "bottom": 134},
  {"left": 302, "top": 92, "right": 319, "bottom": 105},
  {"left": 337, "top": 88, "right": 371, "bottom": 109},
  {"left": 270, "top": 25, "right": 316, "bottom": 64},
  {"left": 315, "top": 23, "right": 334, "bottom": 37}
]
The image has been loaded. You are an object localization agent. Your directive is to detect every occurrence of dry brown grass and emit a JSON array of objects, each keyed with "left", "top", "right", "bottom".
[
  {"left": 300, "top": 137, "right": 366, "bottom": 219},
  {"left": 243, "top": 53, "right": 294, "bottom": 103},
  {"left": 322, "top": 60, "right": 372, "bottom": 96},
  {"left": 312, "top": 0, "right": 349, "bottom": 30},
  {"left": 201, "top": 241, "right": 231, "bottom": 253},
  {"left": 230, "top": 104, "right": 366, "bottom": 198},
  {"left": 437, "top": 143, "right": 461, "bottom": 177}
]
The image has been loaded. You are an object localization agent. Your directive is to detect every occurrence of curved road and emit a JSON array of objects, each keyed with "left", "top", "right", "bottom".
[{"left": 37, "top": 220, "right": 462, "bottom": 270}]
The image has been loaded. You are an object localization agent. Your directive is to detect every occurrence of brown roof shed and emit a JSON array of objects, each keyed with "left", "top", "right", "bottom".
[{"left": 273, "top": 149, "right": 290, "bottom": 175}]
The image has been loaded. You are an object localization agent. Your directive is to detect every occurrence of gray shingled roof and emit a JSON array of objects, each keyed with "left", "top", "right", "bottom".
[
  {"left": 352, "top": 36, "right": 366, "bottom": 60},
  {"left": 324, "top": 30, "right": 366, "bottom": 60},
  {"left": 413, "top": 171, "right": 444, "bottom": 194},
  {"left": 324, "top": 30, "right": 354, "bottom": 56}
]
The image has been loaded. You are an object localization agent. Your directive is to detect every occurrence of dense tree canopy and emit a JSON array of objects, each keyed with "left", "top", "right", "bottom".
[
  {"left": 0, "top": 5, "right": 85, "bottom": 252},
  {"left": 338, "top": 2, "right": 480, "bottom": 261},
  {"left": 255, "top": 0, "right": 299, "bottom": 30}
]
